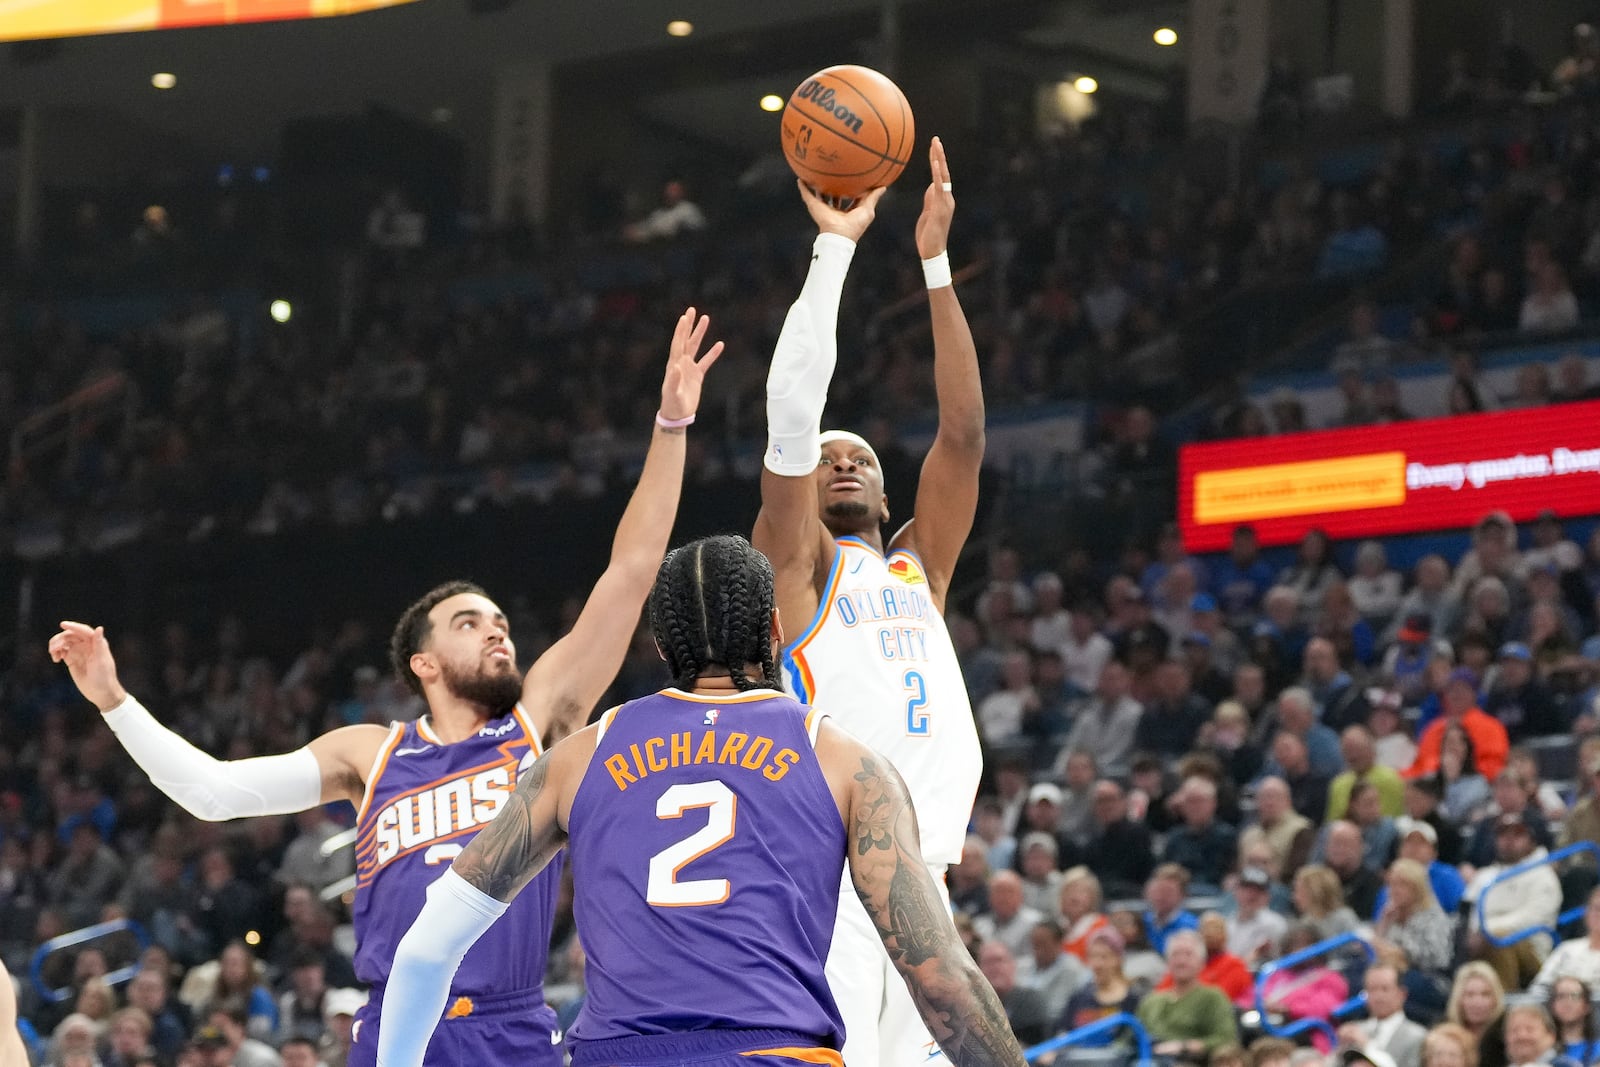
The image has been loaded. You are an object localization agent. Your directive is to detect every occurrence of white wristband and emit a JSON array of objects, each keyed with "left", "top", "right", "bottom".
[{"left": 922, "top": 251, "right": 952, "bottom": 290}]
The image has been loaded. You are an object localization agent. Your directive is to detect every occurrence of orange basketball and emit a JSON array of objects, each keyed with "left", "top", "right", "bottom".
[{"left": 780, "top": 64, "right": 915, "bottom": 201}]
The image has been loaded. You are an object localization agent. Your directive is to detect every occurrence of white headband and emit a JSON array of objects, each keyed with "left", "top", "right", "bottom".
[{"left": 818, "top": 430, "right": 880, "bottom": 469}]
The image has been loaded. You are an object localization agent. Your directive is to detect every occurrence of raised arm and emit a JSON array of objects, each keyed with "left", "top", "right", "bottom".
[
  {"left": 894, "top": 138, "right": 985, "bottom": 610},
  {"left": 376, "top": 731, "right": 591, "bottom": 1067},
  {"left": 816, "top": 721, "right": 1025, "bottom": 1066},
  {"left": 1, "top": 968, "right": 26, "bottom": 1067},
  {"left": 520, "top": 309, "right": 722, "bottom": 743},
  {"left": 49, "top": 621, "right": 382, "bottom": 813},
  {"left": 752, "top": 185, "right": 885, "bottom": 623}
]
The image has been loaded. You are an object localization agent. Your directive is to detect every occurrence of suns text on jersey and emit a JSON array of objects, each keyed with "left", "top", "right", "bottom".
[
  {"left": 603, "top": 730, "right": 800, "bottom": 791},
  {"left": 368, "top": 761, "right": 519, "bottom": 867}
]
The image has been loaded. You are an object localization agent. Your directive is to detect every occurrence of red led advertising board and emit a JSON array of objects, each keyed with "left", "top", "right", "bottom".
[
  {"left": 0, "top": 0, "right": 417, "bottom": 44},
  {"left": 1178, "top": 400, "right": 1600, "bottom": 551}
]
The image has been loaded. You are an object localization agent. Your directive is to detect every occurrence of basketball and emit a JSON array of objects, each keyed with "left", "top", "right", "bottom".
[{"left": 780, "top": 64, "right": 915, "bottom": 201}]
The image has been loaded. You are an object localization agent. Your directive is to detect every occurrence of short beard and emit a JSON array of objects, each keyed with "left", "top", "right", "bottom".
[
  {"left": 823, "top": 500, "right": 872, "bottom": 524},
  {"left": 439, "top": 659, "right": 523, "bottom": 711}
]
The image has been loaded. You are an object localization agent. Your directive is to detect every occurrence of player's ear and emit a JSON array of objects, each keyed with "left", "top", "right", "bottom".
[
  {"left": 770, "top": 609, "right": 785, "bottom": 650},
  {"left": 879, "top": 493, "right": 890, "bottom": 524},
  {"left": 409, "top": 651, "right": 437, "bottom": 684}
]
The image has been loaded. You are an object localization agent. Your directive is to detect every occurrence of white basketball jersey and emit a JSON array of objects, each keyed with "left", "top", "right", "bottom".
[{"left": 782, "top": 536, "right": 981, "bottom": 865}]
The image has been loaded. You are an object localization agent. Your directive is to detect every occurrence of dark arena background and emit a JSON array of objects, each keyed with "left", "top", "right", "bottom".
[{"left": 6, "top": 0, "right": 1600, "bottom": 1063}]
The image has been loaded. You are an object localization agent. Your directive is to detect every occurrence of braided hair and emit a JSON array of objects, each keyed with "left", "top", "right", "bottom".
[
  {"left": 389, "top": 580, "right": 489, "bottom": 695},
  {"left": 649, "top": 535, "right": 780, "bottom": 692}
]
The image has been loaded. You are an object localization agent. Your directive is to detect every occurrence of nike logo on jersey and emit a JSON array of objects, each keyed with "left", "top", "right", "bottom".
[
  {"left": 850, "top": 558, "right": 866, "bottom": 574},
  {"left": 551, "top": 1030, "right": 564, "bottom": 1045},
  {"left": 394, "top": 746, "right": 434, "bottom": 757}
]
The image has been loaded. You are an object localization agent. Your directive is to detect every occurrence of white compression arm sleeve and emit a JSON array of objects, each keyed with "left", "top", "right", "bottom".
[
  {"left": 764, "top": 232, "right": 856, "bottom": 476},
  {"left": 377, "top": 868, "right": 508, "bottom": 1067},
  {"left": 102, "top": 694, "right": 324, "bottom": 821}
]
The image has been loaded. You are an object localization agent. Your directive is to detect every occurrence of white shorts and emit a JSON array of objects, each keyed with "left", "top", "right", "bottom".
[{"left": 826, "top": 864, "right": 951, "bottom": 1067}]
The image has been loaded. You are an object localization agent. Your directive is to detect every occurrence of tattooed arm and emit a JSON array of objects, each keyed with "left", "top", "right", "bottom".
[
  {"left": 815, "top": 721, "right": 1026, "bottom": 1067},
  {"left": 376, "top": 729, "right": 594, "bottom": 1067}
]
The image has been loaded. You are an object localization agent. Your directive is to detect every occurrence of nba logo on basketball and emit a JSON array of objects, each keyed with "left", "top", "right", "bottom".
[{"left": 887, "top": 557, "right": 926, "bottom": 586}]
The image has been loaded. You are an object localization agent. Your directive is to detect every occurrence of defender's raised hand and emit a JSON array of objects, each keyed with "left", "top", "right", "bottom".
[
  {"left": 915, "top": 136, "right": 955, "bottom": 259},
  {"left": 658, "top": 307, "right": 724, "bottom": 424},
  {"left": 48, "top": 621, "right": 127, "bottom": 711}
]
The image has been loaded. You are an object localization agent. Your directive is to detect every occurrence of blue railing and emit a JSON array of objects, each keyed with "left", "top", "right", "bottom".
[
  {"left": 28, "top": 918, "right": 149, "bottom": 1003},
  {"left": 1023, "top": 1011, "right": 1154, "bottom": 1066},
  {"left": 1253, "top": 931, "right": 1375, "bottom": 1045},
  {"left": 1478, "top": 841, "right": 1600, "bottom": 948}
]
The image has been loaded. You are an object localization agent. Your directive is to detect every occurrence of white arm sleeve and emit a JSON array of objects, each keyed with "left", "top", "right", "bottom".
[
  {"left": 102, "top": 694, "right": 324, "bottom": 821},
  {"left": 377, "top": 869, "right": 508, "bottom": 1067},
  {"left": 765, "top": 232, "right": 856, "bottom": 476}
]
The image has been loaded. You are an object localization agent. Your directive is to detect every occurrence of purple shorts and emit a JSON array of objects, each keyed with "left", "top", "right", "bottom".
[
  {"left": 348, "top": 987, "right": 562, "bottom": 1067},
  {"left": 568, "top": 1027, "right": 840, "bottom": 1067}
]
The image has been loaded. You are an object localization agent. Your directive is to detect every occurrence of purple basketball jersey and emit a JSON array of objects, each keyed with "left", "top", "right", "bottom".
[
  {"left": 566, "top": 688, "right": 847, "bottom": 1050},
  {"left": 353, "top": 705, "right": 563, "bottom": 997}
]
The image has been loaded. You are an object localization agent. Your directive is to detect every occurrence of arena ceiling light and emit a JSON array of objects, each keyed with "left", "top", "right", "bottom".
[
  {"left": 666, "top": 19, "right": 692, "bottom": 36},
  {"left": 270, "top": 300, "right": 293, "bottom": 323},
  {"left": 1154, "top": 27, "right": 1178, "bottom": 46},
  {"left": 1073, "top": 75, "right": 1098, "bottom": 94},
  {"left": 151, "top": 72, "right": 176, "bottom": 89},
  {"left": 759, "top": 94, "right": 784, "bottom": 112}
]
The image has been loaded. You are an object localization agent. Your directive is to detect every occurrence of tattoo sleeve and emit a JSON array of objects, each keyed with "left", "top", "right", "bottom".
[
  {"left": 451, "top": 753, "right": 566, "bottom": 902},
  {"left": 848, "top": 757, "right": 1027, "bottom": 1067}
]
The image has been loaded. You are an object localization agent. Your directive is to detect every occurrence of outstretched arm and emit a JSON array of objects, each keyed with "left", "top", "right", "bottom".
[
  {"left": 377, "top": 730, "right": 590, "bottom": 1067},
  {"left": 520, "top": 309, "right": 722, "bottom": 743},
  {"left": 896, "top": 138, "right": 984, "bottom": 611},
  {"left": 753, "top": 184, "right": 885, "bottom": 623},
  {"left": 49, "top": 621, "right": 380, "bottom": 813},
  {"left": 818, "top": 723, "right": 1024, "bottom": 1066},
  {"left": 1, "top": 969, "right": 26, "bottom": 1067}
]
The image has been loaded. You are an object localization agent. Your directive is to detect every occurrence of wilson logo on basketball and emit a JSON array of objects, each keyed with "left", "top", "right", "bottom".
[
  {"left": 887, "top": 557, "right": 927, "bottom": 586},
  {"left": 796, "top": 80, "right": 865, "bottom": 135}
]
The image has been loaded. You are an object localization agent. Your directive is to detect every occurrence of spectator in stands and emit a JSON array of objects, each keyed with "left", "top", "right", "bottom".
[
  {"left": 47, "top": 822, "right": 124, "bottom": 928},
  {"left": 49, "top": 1013, "right": 99, "bottom": 1065},
  {"left": 950, "top": 836, "right": 991, "bottom": 919},
  {"left": 278, "top": 808, "right": 352, "bottom": 892},
  {"left": 622, "top": 180, "right": 706, "bottom": 243},
  {"left": 1213, "top": 526, "right": 1277, "bottom": 629},
  {"left": 1183, "top": 634, "right": 1234, "bottom": 708},
  {"left": 1060, "top": 603, "right": 1114, "bottom": 695},
  {"left": 1137, "top": 660, "right": 1212, "bottom": 759},
  {"left": 1054, "top": 750, "right": 1099, "bottom": 846},
  {"left": 195, "top": 1001, "right": 282, "bottom": 1067},
  {"left": 1262, "top": 922, "right": 1350, "bottom": 1052},
  {"left": 1373, "top": 856, "right": 1457, "bottom": 1009},
  {"left": 279, "top": 1037, "right": 323, "bottom": 1067},
  {"left": 1058, "top": 867, "right": 1110, "bottom": 960},
  {"left": 1378, "top": 818, "right": 1465, "bottom": 914},
  {"left": 275, "top": 949, "right": 328, "bottom": 1045},
  {"left": 1112, "top": 907, "right": 1168, "bottom": 989},
  {"left": 180, "top": 940, "right": 277, "bottom": 1042},
  {"left": 1330, "top": 781, "right": 1399, "bottom": 871},
  {"left": 1545, "top": 976, "right": 1598, "bottom": 1065},
  {"left": 979, "top": 650, "right": 1037, "bottom": 750},
  {"left": 1246, "top": 775, "right": 1316, "bottom": 876},
  {"left": 978, "top": 938, "right": 1051, "bottom": 1045},
  {"left": 1020, "top": 832, "right": 1067, "bottom": 916},
  {"left": 1464, "top": 768, "right": 1554, "bottom": 869},
  {"left": 1465, "top": 812, "right": 1563, "bottom": 989},
  {"left": 1529, "top": 888, "right": 1600, "bottom": 998},
  {"left": 1227, "top": 855, "right": 1288, "bottom": 956},
  {"left": 1164, "top": 777, "right": 1238, "bottom": 892},
  {"left": 1338, "top": 964, "right": 1429, "bottom": 1067},
  {"left": 1143, "top": 863, "right": 1200, "bottom": 956},
  {"left": 1081, "top": 780, "right": 1157, "bottom": 900},
  {"left": 124, "top": 969, "right": 187, "bottom": 1059},
  {"left": 104, "top": 1006, "right": 154, "bottom": 1067},
  {"left": 1323, "top": 819, "right": 1385, "bottom": 918},
  {"left": 1062, "top": 662, "right": 1141, "bottom": 779},
  {"left": 1370, "top": 694, "right": 1417, "bottom": 771},
  {"left": 1058, "top": 926, "right": 1141, "bottom": 1040},
  {"left": 1424, "top": 1023, "right": 1483, "bottom": 1067},
  {"left": 1255, "top": 588, "right": 1311, "bottom": 692},
  {"left": 1198, "top": 701, "right": 1262, "bottom": 788},
  {"left": 1520, "top": 262, "right": 1580, "bottom": 335},
  {"left": 1437, "top": 724, "right": 1495, "bottom": 825},
  {"left": 1335, "top": 302, "right": 1406, "bottom": 375},
  {"left": 1304, "top": 636, "right": 1373, "bottom": 729},
  {"left": 1267, "top": 688, "right": 1344, "bottom": 779},
  {"left": 1154, "top": 912, "right": 1250, "bottom": 1006},
  {"left": 1351, "top": 542, "right": 1404, "bottom": 629},
  {"left": 1330, "top": 726, "right": 1407, "bottom": 820},
  {"left": 1483, "top": 644, "right": 1564, "bottom": 742},
  {"left": 1371, "top": 376, "right": 1414, "bottom": 424},
  {"left": 1557, "top": 759, "right": 1600, "bottom": 871},
  {"left": 1280, "top": 530, "right": 1343, "bottom": 624},
  {"left": 1294, "top": 865, "right": 1360, "bottom": 941},
  {"left": 1031, "top": 573, "right": 1073, "bottom": 653},
  {"left": 1453, "top": 514, "right": 1523, "bottom": 603},
  {"left": 978, "top": 870, "right": 1046, "bottom": 959},
  {"left": 1022, "top": 917, "right": 1090, "bottom": 1023},
  {"left": 1409, "top": 668, "right": 1511, "bottom": 782},
  {"left": 1138, "top": 929, "right": 1239, "bottom": 1062},
  {"left": 319, "top": 989, "right": 362, "bottom": 1067},
  {"left": 1502, "top": 1004, "right": 1579, "bottom": 1067},
  {"left": 1388, "top": 558, "right": 1461, "bottom": 649}
]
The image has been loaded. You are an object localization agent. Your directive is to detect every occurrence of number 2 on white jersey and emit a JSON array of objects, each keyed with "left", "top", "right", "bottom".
[
  {"left": 904, "top": 669, "right": 930, "bottom": 736},
  {"left": 645, "top": 780, "right": 737, "bottom": 907}
]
